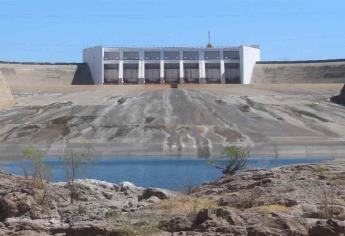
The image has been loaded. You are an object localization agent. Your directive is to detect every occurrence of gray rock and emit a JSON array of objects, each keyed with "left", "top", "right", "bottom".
[
  {"left": 160, "top": 216, "right": 193, "bottom": 232},
  {"left": 139, "top": 188, "right": 175, "bottom": 201}
]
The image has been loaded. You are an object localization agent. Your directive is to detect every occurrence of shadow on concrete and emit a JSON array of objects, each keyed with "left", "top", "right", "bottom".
[{"left": 71, "top": 64, "right": 94, "bottom": 85}]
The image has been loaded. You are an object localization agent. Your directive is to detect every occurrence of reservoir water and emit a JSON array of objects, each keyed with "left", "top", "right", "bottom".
[{"left": 1, "top": 157, "right": 328, "bottom": 191}]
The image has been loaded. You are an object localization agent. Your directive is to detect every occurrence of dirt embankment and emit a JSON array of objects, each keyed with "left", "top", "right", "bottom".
[
  {"left": 252, "top": 60, "right": 345, "bottom": 84},
  {"left": 0, "top": 62, "right": 93, "bottom": 90}
]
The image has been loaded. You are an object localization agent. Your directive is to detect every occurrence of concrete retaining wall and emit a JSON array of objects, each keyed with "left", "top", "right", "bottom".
[
  {"left": 251, "top": 59, "right": 345, "bottom": 84},
  {"left": 0, "top": 62, "right": 93, "bottom": 88},
  {"left": 0, "top": 71, "right": 15, "bottom": 110}
]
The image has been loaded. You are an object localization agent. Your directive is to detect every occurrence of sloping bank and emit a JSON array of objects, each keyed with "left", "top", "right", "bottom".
[{"left": 0, "top": 61, "right": 94, "bottom": 89}]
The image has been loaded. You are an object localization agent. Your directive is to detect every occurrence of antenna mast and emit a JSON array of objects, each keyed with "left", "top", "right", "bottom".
[{"left": 207, "top": 31, "right": 213, "bottom": 48}]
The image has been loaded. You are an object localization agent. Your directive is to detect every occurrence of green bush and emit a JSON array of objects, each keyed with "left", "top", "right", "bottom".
[
  {"left": 211, "top": 146, "right": 249, "bottom": 175},
  {"left": 22, "top": 146, "right": 51, "bottom": 204}
]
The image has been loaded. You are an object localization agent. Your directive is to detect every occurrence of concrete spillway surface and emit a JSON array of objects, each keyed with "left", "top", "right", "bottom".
[{"left": 0, "top": 84, "right": 345, "bottom": 158}]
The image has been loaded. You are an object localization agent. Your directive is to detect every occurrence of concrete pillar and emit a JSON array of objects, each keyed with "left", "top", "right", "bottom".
[
  {"left": 179, "top": 50, "right": 184, "bottom": 84},
  {"left": 138, "top": 49, "right": 145, "bottom": 84},
  {"left": 119, "top": 60, "right": 124, "bottom": 84},
  {"left": 220, "top": 49, "right": 225, "bottom": 84},
  {"left": 160, "top": 50, "right": 164, "bottom": 84},
  {"left": 119, "top": 50, "right": 124, "bottom": 84},
  {"left": 199, "top": 49, "right": 206, "bottom": 83}
]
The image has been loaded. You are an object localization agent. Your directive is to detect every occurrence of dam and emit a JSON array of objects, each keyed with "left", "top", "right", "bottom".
[{"left": 83, "top": 45, "right": 261, "bottom": 85}]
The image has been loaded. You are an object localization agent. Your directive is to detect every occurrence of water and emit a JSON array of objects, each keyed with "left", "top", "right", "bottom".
[{"left": 0, "top": 157, "right": 328, "bottom": 191}]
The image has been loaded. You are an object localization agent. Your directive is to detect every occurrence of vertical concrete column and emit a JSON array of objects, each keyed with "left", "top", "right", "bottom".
[
  {"left": 101, "top": 47, "right": 105, "bottom": 84},
  {"left": 220, "top": 49, "right": 225, "bottom": 84},
  {"left": 179, "top": 50, "right": 184, "bottom": 84},
  {"left": 119, "top": 50, "right": 124, "bottom": 84},
  {"left": 138, "top": 49, "right": 145, "bottom": 84},
  {"left": 199, "top": 49, "right": 206, "bottom": 83},
  {"left": 160, "top": 50, "right": 165, "bottom": 84}
]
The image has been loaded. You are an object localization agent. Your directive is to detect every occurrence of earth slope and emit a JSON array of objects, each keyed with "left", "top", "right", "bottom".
[{"left": 0, "top": 85, "right": 345, "bottom": 158}]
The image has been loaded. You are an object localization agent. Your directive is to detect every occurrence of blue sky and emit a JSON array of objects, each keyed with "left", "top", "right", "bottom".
[{"left": 0, "top": 0, "right": 344, "bottom": 62}]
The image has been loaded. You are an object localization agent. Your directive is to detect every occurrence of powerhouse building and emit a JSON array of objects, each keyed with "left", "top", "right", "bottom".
[{"left": 83, "top": 45, "right": 260, "bottom": 85}]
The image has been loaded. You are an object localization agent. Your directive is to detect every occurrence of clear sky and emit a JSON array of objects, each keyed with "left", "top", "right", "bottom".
[{"left": 0, "top": 0, "right": 345, "bottom": 62}]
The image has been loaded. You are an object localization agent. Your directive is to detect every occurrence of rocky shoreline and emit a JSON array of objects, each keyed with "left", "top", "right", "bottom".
[{"left": 1, "top": 159, "right": 345, "bottom": 235}]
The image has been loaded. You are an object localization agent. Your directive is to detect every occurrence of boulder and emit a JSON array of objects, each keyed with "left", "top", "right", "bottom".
[
  {"left": 0, "top": 192, "right": 32, "bottom": 220},
  {"left": 309, "top": 219, "right": 345, "bottom": 236},
  {"left": 138, "top": 188, "right": 175, "bottom": 201},
  {"left": 331, "top": 84, "right": 345, "bottom": 105},
  {"left": 159, "top": 216, "right": 193, "bottom": 232}
]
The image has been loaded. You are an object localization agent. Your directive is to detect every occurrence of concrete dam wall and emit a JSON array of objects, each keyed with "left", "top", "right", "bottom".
[
  {"left": 0, "top": 62, "right": 93, "bottom": 88},
  {"left": 0, "top": 71, "right": 15, "bottom": 110},
  {"left": 251, "top": 59, "right": 345, "bottom": 84}
]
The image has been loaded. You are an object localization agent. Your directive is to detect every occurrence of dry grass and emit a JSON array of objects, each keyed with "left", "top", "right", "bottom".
[
  {"left": 250, "top": 204, "right": 289, "bottom": 213},
  {"left": 108, "top": 211, "right": 161, "bottom": 236},
  {"left": 313, "top": 164, "right": 329, "bottom": 176},
  {"left": 156, "top": 195, "right": 218, "bottom": 216}
]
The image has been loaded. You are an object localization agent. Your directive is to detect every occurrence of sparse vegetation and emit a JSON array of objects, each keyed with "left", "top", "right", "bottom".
[
  {"left": 22, "top": 146, "right": 51, "bottom": 204},
  {"left": 61, "top": 145, "right": 94, "bottom": 204},
  {"left": 313, "top": 164, "right": 329, "bottom": 176},
  {"left": 157, "top": 196, "right": 218, "bottom": 216},
  {"left": 108, "top": 211, "right": 160, "bottom": 236},
  {"left": 211, "top": 146, "right": 249, "bottom": 175},
  {"left": 251, "top": 204, "right": 289, "bottom": 213}
]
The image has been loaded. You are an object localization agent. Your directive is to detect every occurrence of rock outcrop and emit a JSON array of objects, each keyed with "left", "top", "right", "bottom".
[
  {"left": 0, "top": 173, "right": 176, "bottom": 236},
  {"left": 331, "top": 84, "right": 345, "bottom": 105},
  {"left": 157, "top": 159, "right": 345, "bottom": 235},
  {"left": 0, "top": 71, "right": 15, "bottom": 110}
]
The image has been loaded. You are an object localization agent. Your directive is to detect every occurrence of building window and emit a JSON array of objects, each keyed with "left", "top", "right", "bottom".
[
  {"left": 204, "top": 51, "right": 220, "bottom": 60},
  {"left": 104, "top": 52, "right": 120, "bottom": 60},
  {"left": 183, "top": 51, "right": 199, "bottom": 60},
  {"left": 223, "top": 51, "right": 240, "bottom": 60},
  {"left": 164, "top": 51, "right": 180, "bottom": 60},
  {"left": 123, "top": 51, "right": 139, "bottom": 60},
  {"left": 144, "top": 51, "right": 160, "bottom": 60}
]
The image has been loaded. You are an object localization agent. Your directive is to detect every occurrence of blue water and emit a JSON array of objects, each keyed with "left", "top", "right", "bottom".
[{"left": 1, "top": 157, "right": 328, "bottom": 191}]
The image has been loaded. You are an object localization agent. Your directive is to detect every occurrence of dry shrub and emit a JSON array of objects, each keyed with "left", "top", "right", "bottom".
[
  {"left": 157, "top": 196, "right": 218, "bottom": 216},
  {"left": 251, "top": 204, "right": 289, "bottom": 213}
]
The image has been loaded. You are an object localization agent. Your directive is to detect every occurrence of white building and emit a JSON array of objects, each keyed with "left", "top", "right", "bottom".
[{"left": 83, "top": 45, "right": 260, "bottom": 85}]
